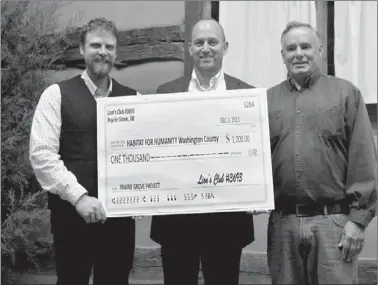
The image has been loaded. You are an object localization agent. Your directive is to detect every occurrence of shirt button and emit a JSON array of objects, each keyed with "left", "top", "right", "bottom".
[
  {"left": 296, "top": 109, "right": 301, "bottom": 114},
  {"left": 296, "top": 151, "right": 300, "bottom": 156}
]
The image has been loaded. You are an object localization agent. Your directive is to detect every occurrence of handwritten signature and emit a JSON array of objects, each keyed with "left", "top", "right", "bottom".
[{"left": 197, "top": 173, "right": 224, "bottom": 185}]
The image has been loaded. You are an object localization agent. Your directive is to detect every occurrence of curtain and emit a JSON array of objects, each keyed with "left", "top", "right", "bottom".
[
  {"left": 334, "top": 1, "right": 377, "bottom": 104},
  {"left": 219, "top": 1, "right": 316, "bottom": 89}
]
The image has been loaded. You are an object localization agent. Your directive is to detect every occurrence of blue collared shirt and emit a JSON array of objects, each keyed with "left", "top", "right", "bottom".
[{"left": 267, "top": 69, "right": 377, "bottom": 227}]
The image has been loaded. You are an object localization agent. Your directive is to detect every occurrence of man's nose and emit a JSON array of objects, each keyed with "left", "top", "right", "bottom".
[
  {"left": 202, "top": 42, "right": 210, "bottom": 52},
  {"left": 294, "top": 47, "right": 304, "bottom": 57},
  {"left": 98, "top": 45, "right": 106, "bottom": 55}
]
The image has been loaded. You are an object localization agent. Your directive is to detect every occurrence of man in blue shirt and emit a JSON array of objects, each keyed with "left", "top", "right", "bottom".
[{"left": 267, "top": 21, "right": 377, "bottom": 284}]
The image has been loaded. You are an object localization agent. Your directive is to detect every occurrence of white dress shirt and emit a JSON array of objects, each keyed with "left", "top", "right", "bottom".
[
  {"left": 29, "top": 71, "right": 139, "bottom": 206},
  {"left": 188, "top": 68, "right": 227, "bottom": 92}
]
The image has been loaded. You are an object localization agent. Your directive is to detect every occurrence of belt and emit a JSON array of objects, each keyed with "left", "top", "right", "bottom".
[{"left": 276, "top": 203, "right": 350, "bottom": 217}]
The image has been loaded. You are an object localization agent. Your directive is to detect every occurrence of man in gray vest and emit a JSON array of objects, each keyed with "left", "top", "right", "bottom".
[{"left": 30, "top": 17, "right": 138, "bottom": 285}]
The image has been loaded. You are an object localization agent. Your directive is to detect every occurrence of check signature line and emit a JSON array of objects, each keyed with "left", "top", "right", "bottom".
[
  {"left": 112, "top": 142, "right": 220, "bottom": 150},
  {"left": 151, "top": 152, "right": 228, "bottom": 158},
  {"left": 148, "top": 156, "right": 242, "bottom": 162},
  {"left": 150, "top": 152, "right": 240, "bottom": 160},
  {"left": 192, "top": 184, "right": 261, "bottom": 188}
]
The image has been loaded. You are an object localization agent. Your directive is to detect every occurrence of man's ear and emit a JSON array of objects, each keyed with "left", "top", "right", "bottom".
[
  {"left": 318, "top": 43, "right": 324, "bottom": 56},
  {"left": 79, "top": 43, "right": 84, "bottom": 56},
  {"left": 188, "top": 41, "right": 193, "bottom": 57},
  {"left": 223, "top": 41, "right": 229, "bottom": 55},
  {"left": 281, "top": 49, "right": 285, "bottom": 64}
]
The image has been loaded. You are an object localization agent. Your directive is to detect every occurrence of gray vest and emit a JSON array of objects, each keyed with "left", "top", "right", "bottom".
[{"left": 48, "top": 75, "right": 136, "bottom": 232}]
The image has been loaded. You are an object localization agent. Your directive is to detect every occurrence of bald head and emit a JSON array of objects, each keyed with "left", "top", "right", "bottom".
[
  {"left": 189, "top": 18, "right": 228, "bottom": 76},
  {"left": 191, "top": 18, "right": 226, "bottom": 42}
]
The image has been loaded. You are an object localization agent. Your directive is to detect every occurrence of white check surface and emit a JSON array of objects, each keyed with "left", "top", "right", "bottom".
[{"left": 97, "top": 89, "right": 274, "bottom": 217}]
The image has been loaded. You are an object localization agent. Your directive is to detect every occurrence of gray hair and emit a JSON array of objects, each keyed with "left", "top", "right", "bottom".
[
  {"left": 80, "top": 17, "right": 118, "bottom": 45},
  {"left": 280, "top": 21, "right": 321, "bottom": 46}
]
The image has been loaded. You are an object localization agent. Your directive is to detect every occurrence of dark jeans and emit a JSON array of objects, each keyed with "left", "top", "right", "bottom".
[
  {"left": 161, "top": 243, "right": 243, "bottom": 285},
  {"left": 53, "top": 218, "right": 135, "bottom": 285},
  {"left": 267, "top": 211, "right": 358, "bottom": 284}
]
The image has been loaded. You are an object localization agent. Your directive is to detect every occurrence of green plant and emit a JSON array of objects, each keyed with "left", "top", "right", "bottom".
[
  {"left": 1, "top": 1, "right": 78, "bottom": 283},
  {"left": 1, "top": 191, "right": 49, "bottom": 283}
]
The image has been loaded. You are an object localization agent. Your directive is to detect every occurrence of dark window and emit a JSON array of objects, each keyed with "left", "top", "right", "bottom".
[
  {"left": 211, "top": 1, "right": 219, "bottom": 21},
  {"left": 327, "top": 1, "right": 335, "bottom": 76}
]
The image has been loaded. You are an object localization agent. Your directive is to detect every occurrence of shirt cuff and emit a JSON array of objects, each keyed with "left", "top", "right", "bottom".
[
  {"left": 65, "top": 185, "right": 88, "bottom": 206},
  {"left": 348, "top": 207, "right": 375, "bottom": 228}
]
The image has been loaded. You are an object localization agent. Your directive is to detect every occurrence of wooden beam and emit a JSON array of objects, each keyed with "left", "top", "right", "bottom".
[
  {"left": 202, "top": 1, "right": 212, "bottom": 18},
  {"left": 184, "top": 1, "right": 211, "bottom": 77},
  {"left": 46, "top": 25, "right": 185, "bottom": 69},
  {"left": 57, "top": 42, "right": 184, "bottom": 69},
  {"left": 315, "top": 0, "right": 328, "bottom": 74},
  {"left": 184, "top": 1, "right": 201, "bottom": 77},
  {"left": 60, "top": 25, "right": 184, "bottom": 46}
]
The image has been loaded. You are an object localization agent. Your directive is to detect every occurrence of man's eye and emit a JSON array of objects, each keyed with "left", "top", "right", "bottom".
[
  {"left": 209, "top": 40, "right": 218, "bottom": 46},
  {"left": 195, "top": 41, "right": 203, "bottom": 46}
]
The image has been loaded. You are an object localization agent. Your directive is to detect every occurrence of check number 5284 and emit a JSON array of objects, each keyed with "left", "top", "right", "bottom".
[{"left": 244, "top": 101, "right": 255, "bottom": 108}]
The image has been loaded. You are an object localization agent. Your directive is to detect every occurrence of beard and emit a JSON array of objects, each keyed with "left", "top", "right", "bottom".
[{"left": 88, "top": 59, "right": 113, "bottom": 78}]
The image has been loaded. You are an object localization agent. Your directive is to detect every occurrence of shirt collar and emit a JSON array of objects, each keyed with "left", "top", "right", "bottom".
[
  {"left": 287, "top": 68, "right": 321, "bottom": 92},
  {"left": 81, "top": 70, "right": 112, "bottom": 97},
  {"left": 191, "top": 68, "right": 224, "bottom": 91}
]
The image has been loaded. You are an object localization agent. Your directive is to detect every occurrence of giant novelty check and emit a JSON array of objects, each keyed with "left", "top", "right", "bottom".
[{"left": 97, "top": 89, "right": 274, "bottom": 217}]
